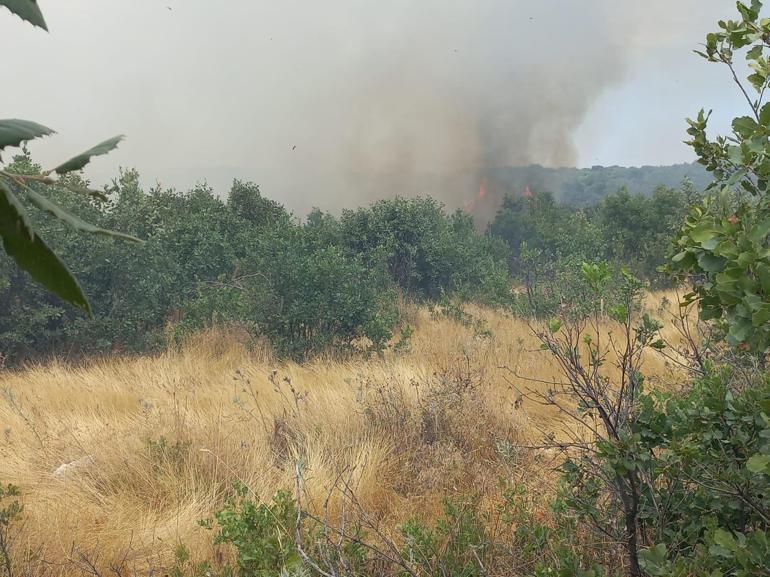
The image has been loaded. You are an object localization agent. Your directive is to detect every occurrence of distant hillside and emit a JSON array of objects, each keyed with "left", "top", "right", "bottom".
[{"left": 480, "top": 162, "right": 711, "bottom": 207}]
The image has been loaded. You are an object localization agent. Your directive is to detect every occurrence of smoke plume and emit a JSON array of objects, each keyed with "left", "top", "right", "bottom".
[{"left": 2, "top": 1, "right": 725, "bottom": 214}]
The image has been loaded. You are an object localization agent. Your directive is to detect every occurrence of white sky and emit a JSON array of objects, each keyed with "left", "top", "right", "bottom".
[{"left": 1, "top": 1, "right": 746, "bottom": 213}]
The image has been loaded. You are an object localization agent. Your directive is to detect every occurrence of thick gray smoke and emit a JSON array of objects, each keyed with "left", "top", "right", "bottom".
[
  {"left": 273, "top": 0, "right": 632, "bottom": 210},
  {"left": 2, "top": 1, "right": 727, "bottom": 214}
]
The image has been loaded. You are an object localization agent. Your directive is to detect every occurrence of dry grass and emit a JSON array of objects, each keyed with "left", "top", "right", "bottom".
[{"left": 0, "top": 291, "right": 692, "bottom": 575}]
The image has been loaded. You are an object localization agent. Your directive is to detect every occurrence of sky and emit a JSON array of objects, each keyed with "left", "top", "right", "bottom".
[{"left": 1, "top": 1, "right": 747, "bottom": 214}]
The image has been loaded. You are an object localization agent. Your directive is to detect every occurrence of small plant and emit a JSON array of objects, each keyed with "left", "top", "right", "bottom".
[
  {"left": 145, "top": 435, "right": 191, "bottom": 475},
  {"left": 202, "top": 484, "right": 302, "bottom": 577},
  {"left": 519, "top": 263, "right": 666, "bottom": 577},
  {"left": 166, "top": 543, "right": 214, "bottom": 577},
  {"left": 393, "top": 324, "right": 415, "bottom": 355},
  {"left": 0, "top": 484, "right": 22, "bottom": 577},
  {"left": 398, "top": 496, "right": 491, "bottom": 577},
  {"left": 430, "top": 297, "right": 492, "bottom": 339}
]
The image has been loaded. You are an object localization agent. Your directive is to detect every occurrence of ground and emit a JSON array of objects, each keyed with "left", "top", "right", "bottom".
[{"left": 0, "top": 293, "right": 689, "bottom": 575}]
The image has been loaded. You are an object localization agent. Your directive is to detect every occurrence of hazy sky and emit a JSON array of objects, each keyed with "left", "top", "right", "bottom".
[{"left": 1, "top": 1, "right": 746, "bottom": 213}]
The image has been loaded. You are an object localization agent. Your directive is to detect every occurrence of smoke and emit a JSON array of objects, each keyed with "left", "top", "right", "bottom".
[
  {"left": 286, "top": 0, "right": 632, "bottom": 210},
  {"left": 2, "top": 0, "right": 725, "bottom": 214}
]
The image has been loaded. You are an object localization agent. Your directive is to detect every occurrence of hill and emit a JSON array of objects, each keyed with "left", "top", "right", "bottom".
[{"left": 466, "top": 162, "right": 710, "bottom": 223}]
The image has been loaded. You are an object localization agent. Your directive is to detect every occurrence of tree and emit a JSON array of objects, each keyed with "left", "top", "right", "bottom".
[
  {"left": 338, "top": 197, "right": 509, "bottom": 303},
  {"left": 0, "top": 0, "right": 138, "bottom": 315},
  {"left": 227, "top": 179, "right": 288, "bottom": 229},
  {"left": 668, "top": 0, "right": 770, "bottom": 357},
  {"left": 519, "top": 264, "right": 664, "bottom": 577}
]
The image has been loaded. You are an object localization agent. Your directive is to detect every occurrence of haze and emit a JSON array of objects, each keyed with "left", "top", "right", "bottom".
[{"left": 2, "top": 1, "right": 741, "bottom": 214}]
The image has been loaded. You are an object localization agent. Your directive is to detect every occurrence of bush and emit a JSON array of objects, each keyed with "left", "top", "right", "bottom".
[
  {"left": 488, "top": 186, "right": 691, "bottom": 287},
  {"left": 203, "top": 485, "right": 303, "bottom": 577},
  {"left": 337, "top": 197, "right": 510, "bottom": 303},
  {"left": 0, "top": 162, "right": 511, "bottom": 363},
  {"left": 230, "top": 224, "right": 401, "bottom": 359},
  {"left": 633, "top": 368, "right": 770, "bottom": 576}
]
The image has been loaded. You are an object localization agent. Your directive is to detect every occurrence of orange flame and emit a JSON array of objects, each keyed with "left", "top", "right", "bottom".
[
  {"left": 523, "top": 185, "right": 532, "bottom": 198},
  {"left": 465, "top": 177, "right": 489, "bottom": 214}
]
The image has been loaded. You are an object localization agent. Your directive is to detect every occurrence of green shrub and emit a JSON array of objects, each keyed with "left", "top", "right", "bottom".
[
  {"left": 203, "top": 485, "right": 302, "bottom": 577},
  {"left": 337, "top": 197, "right": 510, "bottom": 304},
  {"left": 230, "top": 224, "right": 400, "bottom": 360},
  {"left": 1, "top": 164, "right": 513, "bottom": 363},
  {"left": 488, "top": 186, "right": 691, "bottom": 288}
]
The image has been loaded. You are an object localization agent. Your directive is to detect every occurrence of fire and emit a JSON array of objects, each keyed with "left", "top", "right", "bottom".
[
  {"left": 464, "top": 176, "right": 533, "bottom": 218},
  {"left": 465, "top": 177, "right": 488, "bottom": 213}
]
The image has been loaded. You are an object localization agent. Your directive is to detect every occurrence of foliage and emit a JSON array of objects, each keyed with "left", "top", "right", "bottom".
[
  {"left": 336, "top": 197, "right": 510, "bottom": 303},
  {"left": 0, "top": 161, "right": 515, "bottom": 362},
  {"left": 482, "top": 163, "right": 709, "bottom": 208},
  {"left": 528, "top": 265, "right": 770, "bottom": 576},
  {"left": 528, "top": 264, "right": 664, "bottom": 577},
  {"left": 595, "top": 184, "right": 693, "bottom": 282},
  {"left": 198, "top": 480, "right": 621, "bottom": 577},
  {"left": 0, "top": 1, "right": 137, "bottom": 313},
  {"left": 667, "top": 0, "right": 770, "bottom": 356},
  {"left": 489, "top": 185, "right": 692, "bottom": 289},
  {"left": 399, "top": 496, "right": 491, "bottom": 577},
  {"left": 0, "top": 484, "right": 22, "bottom": 577},
  {"left": 488, "top": 191, "right": 603, "bottom": 277},
  {"left": 632, "top": 369, "right": 770, "bottom": 577},
  {"left": 203, "top": 485, "right": 303, "bottom": 577},
  {"left": 230, "top": 223, "right": 400, "bottom": 359}
]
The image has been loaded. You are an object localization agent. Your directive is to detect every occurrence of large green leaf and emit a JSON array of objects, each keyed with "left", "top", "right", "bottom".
[
  {"left": 0, "top": 0, "right": 47, "bottom": 31},
  {"left": 20, "top": 184, "right": 142, "bottom": 242},
  {"left": 733, "top": 115, "right": 760, "bottom": 138},
  {"left": 54, "top": 135, "right": 124, "bottom": 175},
  {"left": 747, "top": 453, "right": 770, "bottom": 473},
  {"left": 0, "top": 119, "right": 54, "bottom": 156},
  {"left": 0, "top": 180, "right": 90, "bottom": 313}
]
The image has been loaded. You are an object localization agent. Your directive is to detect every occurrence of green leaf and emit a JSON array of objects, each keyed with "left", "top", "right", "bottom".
[
  {"left": 672, "top": 250, "right": 689, "bottom": 263},
  {"left": 54, "top": 135, "right": 124, "bottom": 175},
  {"left": 713, "top": 528, "right": 738, "bottom": 552},
  {"left": 757, "top": 263, "right": 770, "bottom": 293},
  {"left": 0, "top": 180, "right": 90, "bottom": 313},
  {"left": 639, "top": 544, "right": 669, "bottom": 576},
  {"left": 0, "top": 0, "right": 47, "bottom": 31},
  {"left": 749, "top": 218, "right": 770, "bottom": 244},
  {"left": 0, "top": 119, "right": 54, "bottom": 155},
  {"left": 748, "top": 45, "right": 764, "bottom": 62},
  {"left": 19, "top": 184, "right": 142, "bottom": 242},
  {"left": 689, "top": 226, "right": 720, "bottom": 248},
  {"left": 747, "top": 453, "right": 770, "bottom": 473},
  {"left": 698, "top": 253, "right": 726, "bottom": 273},
  {"left": 760, "top": 102, "right": 770, "bottom": 126},
  {"left": 733, "top": 115, "right": 760, "bottom": 138},
  {"left": 727, "top": 316, "right": 753, "bottom": 344},
  {"left": 752, "top": 304, "right": 770, "bottom": 326}
]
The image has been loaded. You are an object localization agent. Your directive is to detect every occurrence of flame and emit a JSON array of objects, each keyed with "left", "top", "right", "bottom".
[
  {"left": 523, "top": 185, "right": 532, "bottom": 198},
  {"left": 465, "top": 177, "right": 489, "bottom": 214}
]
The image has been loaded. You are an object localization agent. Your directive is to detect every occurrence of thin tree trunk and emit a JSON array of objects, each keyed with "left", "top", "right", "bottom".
[{"left": 618, "top": 476, "right": 642, "bottom": 577}]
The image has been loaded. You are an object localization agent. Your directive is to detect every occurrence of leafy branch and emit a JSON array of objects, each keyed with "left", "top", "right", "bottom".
[{"left": 0, "top": 1, "right": 140, "bottom": 314}]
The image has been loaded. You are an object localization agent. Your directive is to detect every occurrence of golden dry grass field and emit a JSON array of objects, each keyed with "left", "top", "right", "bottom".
[{"left": 0, "top": 292, "right": 692, "bottom": 575}]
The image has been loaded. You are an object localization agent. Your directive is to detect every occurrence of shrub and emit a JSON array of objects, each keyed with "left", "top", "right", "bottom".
[
  {"left": 233, "top": 224, "right": 401, "bottom": 359},
  {"left": 337, "top": 197, "right": 510, "bottom": 303},
  {"left": 203, "top": 485, "right": 303, "bottom": 577}
]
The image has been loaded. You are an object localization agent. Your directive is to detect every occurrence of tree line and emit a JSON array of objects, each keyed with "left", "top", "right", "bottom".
[{"left": 0, "top": 150, "right": 696, "bottom": 364}]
